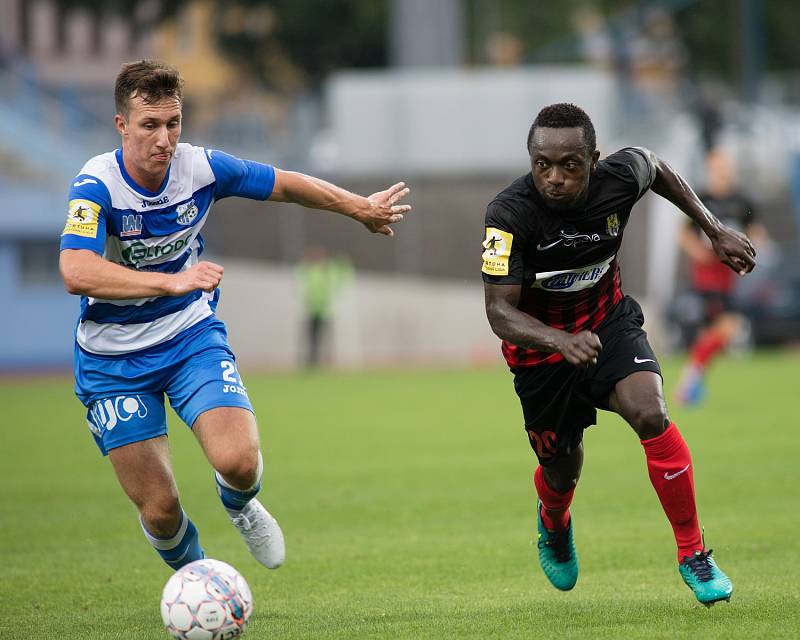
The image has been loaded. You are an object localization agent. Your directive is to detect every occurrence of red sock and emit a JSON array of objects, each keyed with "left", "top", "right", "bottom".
[
  {"left": 641, "top": 423, "right": 703, "bottom": 562},
  {"left": 689, "top": 329, "right": 726, "bottom": 368},
  {"left": 534, "top": 465, "right": 575, "bottom": 532}
]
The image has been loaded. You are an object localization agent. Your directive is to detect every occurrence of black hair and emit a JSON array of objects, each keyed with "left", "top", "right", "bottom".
[{"left": 527, "top": 103, "right": 596, "bottom": 154}]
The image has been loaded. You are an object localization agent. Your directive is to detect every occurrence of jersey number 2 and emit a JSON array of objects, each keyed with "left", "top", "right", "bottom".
[
  {"left": 220, "top": 360, "right": 240, "bottom": 384},
  {"left": 528, "top": 430, "right": 557, "bottom": 459}
]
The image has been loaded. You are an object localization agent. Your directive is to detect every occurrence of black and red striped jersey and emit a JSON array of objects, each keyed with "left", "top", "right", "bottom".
[{"left": 482, "top": 147, "right": 656, "bottom": 367}]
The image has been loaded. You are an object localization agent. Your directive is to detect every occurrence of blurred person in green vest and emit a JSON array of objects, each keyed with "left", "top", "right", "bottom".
[{"left": 297, "top": 246, "right": 353, "bottom": 368}]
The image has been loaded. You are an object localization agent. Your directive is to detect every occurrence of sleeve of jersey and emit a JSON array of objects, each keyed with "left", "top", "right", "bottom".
[
  {"left": 481, "top": 202, "right": 523, "bottom": 284},
  {"left": 611, "top": 147, "right": 657, "bottom": 200},
  {"left": 59, "top": 176, "right": 110, "bottom": 254},
  {"left": 206, "top": 149, "right": 276, "bottom": 200}
]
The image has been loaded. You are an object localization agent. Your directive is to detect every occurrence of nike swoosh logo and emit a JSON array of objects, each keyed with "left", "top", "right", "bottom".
[
  {"left": 536, "top": 239, "right": 562, "bottom": 251},
  {"left": 73, "top": 178, "right": 97, "bottom": 187},
  {"left": 664, "top": 463, "right": 691, "bottom": 480},
  {"left": 634, "top": 356, "right": 655, "bottom": 364}
]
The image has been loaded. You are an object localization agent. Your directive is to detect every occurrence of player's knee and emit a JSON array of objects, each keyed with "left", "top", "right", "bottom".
[
  {"left": 215, "top": 449, "right": 260, "bottom": 489},
  {"left": 629, "top": 404, "right": 668, "bottom": 440}
]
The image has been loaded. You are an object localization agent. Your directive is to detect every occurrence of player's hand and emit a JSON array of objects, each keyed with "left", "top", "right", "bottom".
[
  {"left": 169, "top": 261, "right": 224, "bottom": 296},
  {"left": 360, "top": 182, "right": 412, "bottom": 237},
  {"left": 558, "top": 331, "right": 602, "bottom": 367},
  {"left": 710, "top": 225, "right": 757, "bottom": 276}
]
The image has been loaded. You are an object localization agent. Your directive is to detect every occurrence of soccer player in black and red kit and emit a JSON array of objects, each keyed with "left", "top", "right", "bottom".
[
  {"left": 482, "top": 103, "right": 755, "bottom": 605},
  {"left": 674, "top": 149, "right": 766, "bottom": 405}
]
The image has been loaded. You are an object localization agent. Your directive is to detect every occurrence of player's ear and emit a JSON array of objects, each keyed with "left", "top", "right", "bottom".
[
  {"left": 591, "top": 149, "right": 600, "bottom": 170},
  {"left": 114, "top": 113, "right": 127, "bottom": 137}
]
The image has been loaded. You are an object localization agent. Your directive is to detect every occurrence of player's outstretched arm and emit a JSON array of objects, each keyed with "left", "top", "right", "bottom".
[
  {"left": 484, "top": 283, "right": 601, "bottom": 366},
  {"left": 644, "top": 149, "right": 757, "bottom": 276},
  {"left": 60, "top": 249, "right": 223, "bottom": 299},
  {"left": 269, "top": 169, "right": 411, "bottom": 237}
]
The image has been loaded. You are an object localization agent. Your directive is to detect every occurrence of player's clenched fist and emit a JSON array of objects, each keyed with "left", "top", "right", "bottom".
[
  {"left": 710, "top": 226, "right": 757, "bottom": 276},
  {"left": 169, "top": 261, "right": 224, "bottom": 295},
  {"left": 558, "top": 331, "right": 602, "bottom": 367}
]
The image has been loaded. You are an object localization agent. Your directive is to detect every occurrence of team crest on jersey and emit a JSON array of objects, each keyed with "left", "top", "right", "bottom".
[
  {"left": 176, "top": 199, "right": 199, "bottom": 225},
  {"left": 120, "top": 214, "right": 143, "bottom": 238},
  {"left": 606, "top": 213, "right": 620, "bottom": 237},
  {"left": 63, "top": 199, "right": 100, "bottom": 238},
  {"left": 482, "top": 227, "right": 513, "bottom": 276}
]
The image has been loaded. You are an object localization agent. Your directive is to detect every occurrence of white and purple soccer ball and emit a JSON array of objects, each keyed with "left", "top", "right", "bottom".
[{"left": 160, "top": 559, "right": 253, "bottom": 639}]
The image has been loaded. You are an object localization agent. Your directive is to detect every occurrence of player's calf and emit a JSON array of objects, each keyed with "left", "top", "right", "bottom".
[
  {"left": 139, "top": 494, "right": 183, "bottom": 538},
  {"left": 141, "top": 509, "right": 204, "bottom": 570}
]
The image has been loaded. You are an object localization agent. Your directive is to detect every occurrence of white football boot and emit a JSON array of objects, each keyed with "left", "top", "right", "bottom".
[{"left": 229, "top": 499, "right": 285, "bottom": 569}]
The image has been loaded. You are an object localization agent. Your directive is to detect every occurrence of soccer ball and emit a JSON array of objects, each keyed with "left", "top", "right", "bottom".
[{"left": 160, "top": 559, "right": 253, "bottom": 639}]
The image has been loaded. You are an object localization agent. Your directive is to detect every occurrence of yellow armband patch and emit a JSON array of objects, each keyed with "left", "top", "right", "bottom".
[
  {"left": 63, "top": 199, "right": 101, "bottom": 238},
  {"left": 482, "top": 227, "right": 513, "bottom": 276}
]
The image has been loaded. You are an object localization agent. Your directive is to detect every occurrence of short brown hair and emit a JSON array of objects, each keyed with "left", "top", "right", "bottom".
[{"left": 115, "top": 59, "right": 184, "bottom": 117}]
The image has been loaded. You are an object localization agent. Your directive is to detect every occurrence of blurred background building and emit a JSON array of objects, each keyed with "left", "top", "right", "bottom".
[{"left": 2, "top": 0, "right": 799, "bottom": 370}]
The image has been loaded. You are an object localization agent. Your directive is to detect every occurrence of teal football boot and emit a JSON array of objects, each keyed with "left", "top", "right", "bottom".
[
  {"left": 679, "top": 549, "right": 733, "bottom": 606},
  {"left": 536, "top": 501, "right": 578, "bottom": 591}
]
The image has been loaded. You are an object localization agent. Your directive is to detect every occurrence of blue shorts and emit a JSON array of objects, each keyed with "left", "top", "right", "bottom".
[{"left": 75, "top": 317, "right": 254, "bottom": 455}]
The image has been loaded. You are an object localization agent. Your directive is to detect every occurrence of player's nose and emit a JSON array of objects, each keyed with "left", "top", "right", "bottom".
[
  {"left": 155, "top": 125, "right": 170, "bottom": 148},
  {"left": 547, "top": 168, "right": 565, "bottom": 185}
]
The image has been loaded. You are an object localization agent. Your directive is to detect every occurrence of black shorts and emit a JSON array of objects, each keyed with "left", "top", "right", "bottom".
[
  {"left": 698, "top": 291, "right": 735, "bottom": 324},
  {"left": 511, "top": 296, "right": 661, "bottom": 465}
]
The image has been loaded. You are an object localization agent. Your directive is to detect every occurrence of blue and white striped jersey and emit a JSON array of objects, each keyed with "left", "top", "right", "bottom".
[{"left": 60, "top": 143, "right": 275, "bottom": 356}]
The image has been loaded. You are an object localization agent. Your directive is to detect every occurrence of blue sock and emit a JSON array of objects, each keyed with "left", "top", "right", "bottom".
[
  {"left": 141, "top": 510, "right": 204, "bottom": 570},
  {"left": 216, "top": 452, "right": 263, "bottom": 515}
]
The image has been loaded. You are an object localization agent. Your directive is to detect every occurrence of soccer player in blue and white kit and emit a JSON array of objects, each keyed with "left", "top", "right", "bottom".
[{"left": 59, "top": 60, "right": 411, "bottom": 571}]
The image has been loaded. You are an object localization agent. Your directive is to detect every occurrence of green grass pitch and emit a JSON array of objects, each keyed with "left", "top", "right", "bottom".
[{"left": 2, "top": 352, "right": 799, "bottom": 639}]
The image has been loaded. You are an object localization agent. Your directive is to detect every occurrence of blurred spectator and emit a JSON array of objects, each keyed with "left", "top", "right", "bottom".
[
  {"left": 572, "top": 5, "right": 613, "bottom": 71},
  {"left": 485, "top": 31, "right": 524, "bottom": 67},
  {"left": 627, "top": 7, "right": 687, "bottom": 107},
  {"left": 674, "top": 149, "right": 770, "bottom": 405},
  {"left": 693, "top": 87, "right": 725, "bottom": 153},
  {"left": 574, "top": 6, "right": 687, "bottom": 122},
  {"left": 297, "top": 247, "right": 353, "bottom": 368}
]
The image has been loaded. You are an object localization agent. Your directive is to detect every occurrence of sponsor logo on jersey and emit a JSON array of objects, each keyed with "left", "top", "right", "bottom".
[
  {"left": 482, "top": 227, "right": 513, "bottom": 276},
  {"left": 141, "top": 196, "right": 169, "bottom": 208},
  {"left": 120, "top": 213, "right": 143, "bottom": 238},
  {"left": 175, "top": 198, "right": 199, "bottom": 225},
  {"left": 63, "top": 199, "right": 101, "bottom": 238},
  {"left": 73, "top": 178, "right": 98, "bottom": 187},
  {"left": 540, "top": 267, "right": 604, "bottom": 290},
  {"left": 121, "top": 237, "right": 191, "bottom": 266},
  {"left": 606, "top": 213, "right": 620, "bottom": 237},
  {"left": 532, "top": 255, "right": 614, "bottom": 292},
  {"left": 88, "top": 395, "right": 149, "bottom": 435},
  {"left": 536, "top": 230, "right": 601, "bottom": 251}
]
